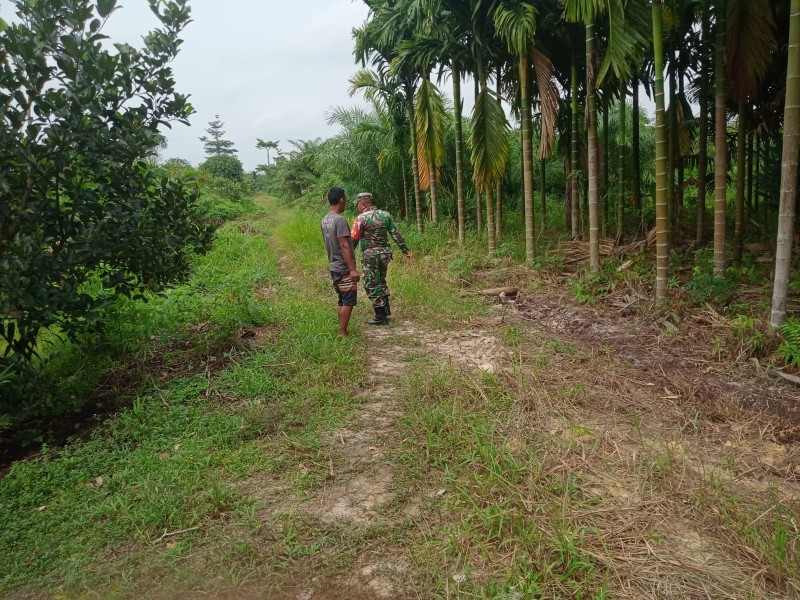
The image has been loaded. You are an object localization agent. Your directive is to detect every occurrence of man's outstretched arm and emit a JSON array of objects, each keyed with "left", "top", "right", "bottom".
[{"left": 388, "top": 216, "right": 411, "bottom": 256}]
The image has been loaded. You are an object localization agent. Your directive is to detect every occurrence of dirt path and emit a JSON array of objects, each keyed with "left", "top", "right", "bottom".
[{"left": 241, "top": 202, "right": 799, "bottom": 599}]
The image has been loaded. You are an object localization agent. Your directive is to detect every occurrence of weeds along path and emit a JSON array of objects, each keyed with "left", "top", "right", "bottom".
[
  {"left": 3, "top": 197, "right": 797, "bottom": 599},
  {"left": 258, "top": 198, "right": 425, "bottom": 598},
  {"left": 247, "top": 197, "right": 799, "bottom": 599}
]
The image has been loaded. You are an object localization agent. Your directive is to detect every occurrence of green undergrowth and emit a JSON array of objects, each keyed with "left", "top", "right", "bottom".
[
  {"left": 0, "top": 201, "right": 365, "bottom": 597},
  {"left": 392, "top": 350, "right": 799, "bottom": 598},
  {"left": 273, "top": 206, "right": 486, "bottom": 325},
  {"left": 1, "top": 202, "right": 266, "bottom": 433},
  {"left": 395, "top": 366, "right": 612, "bottom": 597}
]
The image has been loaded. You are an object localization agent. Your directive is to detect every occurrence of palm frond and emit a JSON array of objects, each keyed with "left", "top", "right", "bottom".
[
  {"left": 495, "top": 1, "right": 537, "bottom": 55},
  {"left": 726, "top": 0, "right": 776, "bottom": 99},
  {"left": 597, "top": 0, "right": 651, "bottom": 85},
  {"left": 326, "top": 105, "right": 371, "bottom": 130},
  {"left": 563, "top": 0, "right": 605, "bottom": 24},
  {"left": 393, "top": 35, "right": 449, "bottom": 77},
  {"left": 469, "top": 88, "right": 510, "bottom": 192},
  {"left": 531, "top": 48, "right": 559, "bottom": 159},
  {"left": 415, "top": 78, "right": 447, "bottom": 169}
]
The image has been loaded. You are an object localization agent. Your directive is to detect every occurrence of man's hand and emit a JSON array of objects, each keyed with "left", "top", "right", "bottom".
[
  {"left": 349, "top": 269, "right": 361, "bottom": 282},
  {"left": 403, "top": 252, "right": 413, "bottom": 260}
]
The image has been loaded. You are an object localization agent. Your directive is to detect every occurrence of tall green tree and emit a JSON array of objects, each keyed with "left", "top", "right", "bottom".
[
  {"left": 570, "top": 57, "right": 582, "bottom": 239},
  {"left": 712, "top": 0, "right": 728, "bottom": 278},
  {"left": 470, "top": 86, "right": 510, "bottom": 256},
  {"left": 496, "top": 0, "right": 538, "bottom": 262},
  {"left": 565, "top": 0, "right": 649, "bottom": 272},
  {"left": 617, "top": 79, "right": 626, "bottom": 241},
  {"left": 696, "top": 8, "right": 710, "bottom": 246},
  {"left": 652, "top": 0, "right": 670, "bottom": 302},
  {"left": 726, "top": 0, "right": 776, "bottom": 265},
  {"left": 414, "top": 78, "right": 447, "bottom": 224},
  {"left": 770, "top": 0, "right": 800, "bottom": 330},
  {"left": 200, "top": 115, "right": 238, "bottom": 157},
  {"left": 255, "top": 139, "right": 279, "bottom": 165},
  {"left": 347, "top": 66, "right": 411, "bottom": 217},
  {"left": 354, "top": 3, "right": 425, "bottom": 231}
]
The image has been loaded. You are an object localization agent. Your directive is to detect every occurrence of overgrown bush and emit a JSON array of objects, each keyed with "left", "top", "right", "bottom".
[
  {"left": 207, "top": 176, "right": 255, "bottom": 202},
  {"left": 195, "top": 192, "right": 253, "bottom": 221},
  {"left": 685, "top": 273, "right": 739, "bottom": 305},
  {"left": 201, "top": 154, "right": 244, "bottom": 181},
  {"left": 0, "top": 0, "right": 212, "bottom": 423}
]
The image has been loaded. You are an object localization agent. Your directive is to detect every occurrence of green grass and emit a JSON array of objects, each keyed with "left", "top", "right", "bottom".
[
  {"left": 3, "top": 196, "right": 798, "bottom": 599},
  {"left": 275, "top": 206, "right": 486, "bottom": 325},
  {"left": 0, "top": 203, "right": 365, "bottom": 598},
  {"left": 1, "top": 203, "right": 275, "bottom": 430}
]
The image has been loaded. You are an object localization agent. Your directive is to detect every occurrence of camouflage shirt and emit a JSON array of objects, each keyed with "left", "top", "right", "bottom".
[{"left": 350, "top": 208, "right": 409, "bottom": 258}]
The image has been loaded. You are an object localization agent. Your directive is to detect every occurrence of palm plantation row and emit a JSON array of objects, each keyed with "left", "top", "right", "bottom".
[{"left": 327, "top": 0, "right": 799, "bottom": 329}]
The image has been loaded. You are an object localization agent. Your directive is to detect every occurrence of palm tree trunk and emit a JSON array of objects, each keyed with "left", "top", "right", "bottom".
[
  {"left": 453, "top": 66, "right": 466, "bottom": 245},
  {"left": 667, "top": 62, "right": 677, "bottom": 247},
  {"left": 571, "top": 58, "right": 581, "bottom": 240},
  {"left": 603, "top": 99, "right": 610, "bottom": 237},
  {"left": 734, "top": 98, "right": 746, "bottom": 266},
  {"left": 401, "top": 155, "right": 409, "bottom": 220},
  {"left": 406, "top": 87, "right": 424, "bottom": 233},
  {"left": 770, "top": 0, "right": 800, "bottom": 330},
  {"left": 617, "top": 80, "right": 626, "bottom": 242},
  {"left": 586, "top": 18, "right": 601, "bottom": 273},
  {"left": 632, "top": 74, "right": 642, "bottom": 231},
  {"left": 755, "top": 136, "right": 761, "bottom": 211},
  {"left": 520, "top": 53, "right": 535, "bottom": 263},
  {"left": 714, "top": 3, "right": 728, "bottom": 277},
  {"left": 747, "top": 129, "right": 754, "bottom": 209},
  {"left": 486, "top": 185, "right": 496, "bottom": 255},
  {"left": 678, "top": 68, "right": 686, "bottom": 219},
  {"left": 697, "top": 10, "right": 709, "bottom": 246},
  {"left": 475, "top": 76, "right": 482, "bottom": 231},
  {"left": 495, "top": 182, "right": 502, "bottom": 244},
  {"left": 495, "top": 67, "right": 503, "bottom": 244},
  {"left": 762, "top": 138, "right": 771, "bottom": 243},
  {"left": 520, "top": 127, "right": 526, "bottom": 224},
  {"left": 429, "top": 160, "right": 439, "bottom": 225},
  {"left": 653, "top": 0, "right": 670, "bottom": 303},
  {"left": 478, "top": 70, "right": 496, "bottom": 255},
  {"left": 476, "top": 190, "right": 483, "bottom": 231},
  {"left": 540, "top": 158, "right": 547, "bottom": 234},
  {"left": 565, "top": 150, "right": 572, "bottom": 230}
]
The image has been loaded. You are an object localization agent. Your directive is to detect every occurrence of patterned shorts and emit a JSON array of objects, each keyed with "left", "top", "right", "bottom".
[{"left": 331, "top": 271, "right": 357, "bottom": 307}]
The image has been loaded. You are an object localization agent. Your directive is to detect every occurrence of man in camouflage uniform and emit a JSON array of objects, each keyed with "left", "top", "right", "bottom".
[{"left": 351, "top": 192, "right": 411, "bottom": 325}]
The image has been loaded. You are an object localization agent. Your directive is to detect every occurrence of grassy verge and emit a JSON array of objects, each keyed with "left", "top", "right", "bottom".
[
  {"left": 391, "top": 337, "right": 800, "bottom": 598},
  {"left": 2, "top": 197, "right": 797, "bottom": 598},
  {"left": 274, "top": 205, "right": 486, "bottom": 325},
  {"left": 0, "top": 201, "right": 365, "bottom": 598}
]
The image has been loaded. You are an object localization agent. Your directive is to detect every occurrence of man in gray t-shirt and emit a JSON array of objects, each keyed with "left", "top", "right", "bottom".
[{"left": 321, "top": 187, "right": 360, "bottom": 336}]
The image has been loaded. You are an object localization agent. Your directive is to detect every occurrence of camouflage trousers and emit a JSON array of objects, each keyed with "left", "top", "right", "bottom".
[{"left": 361, "top": 251, "right": 392, "bottom": 308}]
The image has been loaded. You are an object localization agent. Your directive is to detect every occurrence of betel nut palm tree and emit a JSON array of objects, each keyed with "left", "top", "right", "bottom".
[
  {"left": 564, "top": 0, "right": 649, "bottom": 273},
  {"left": 770, "top": 0, "right": 799, "bottom": 330}
]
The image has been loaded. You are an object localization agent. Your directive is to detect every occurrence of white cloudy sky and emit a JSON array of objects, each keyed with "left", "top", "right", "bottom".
[
  {"left": 100, "top": 0, "right": 375, "bottom": 170},
  {"left": 2, "top": 0, "right": 654, "bottom": 170}
]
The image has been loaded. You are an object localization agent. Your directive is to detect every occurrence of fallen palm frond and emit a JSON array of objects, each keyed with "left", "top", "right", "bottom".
[{"left": 559, "top": 229, "right": 657, "bottom": 265}]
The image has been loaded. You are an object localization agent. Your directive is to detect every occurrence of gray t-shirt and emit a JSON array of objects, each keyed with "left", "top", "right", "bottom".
[{"left": 321, "top": 212, "right": 354, "bottom": 273}]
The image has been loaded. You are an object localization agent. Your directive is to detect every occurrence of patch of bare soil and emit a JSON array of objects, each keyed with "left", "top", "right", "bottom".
[{"left": 513, "top": 291, "right": 800, "bottom": 442}]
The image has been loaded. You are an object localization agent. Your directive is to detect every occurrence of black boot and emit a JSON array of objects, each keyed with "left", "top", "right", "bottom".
[
  {"left": 368, "top": 306, "right": 389, "bottom": 325},
  {"left": 384, "top": 298, "right": 391, "bottom": 317}
]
